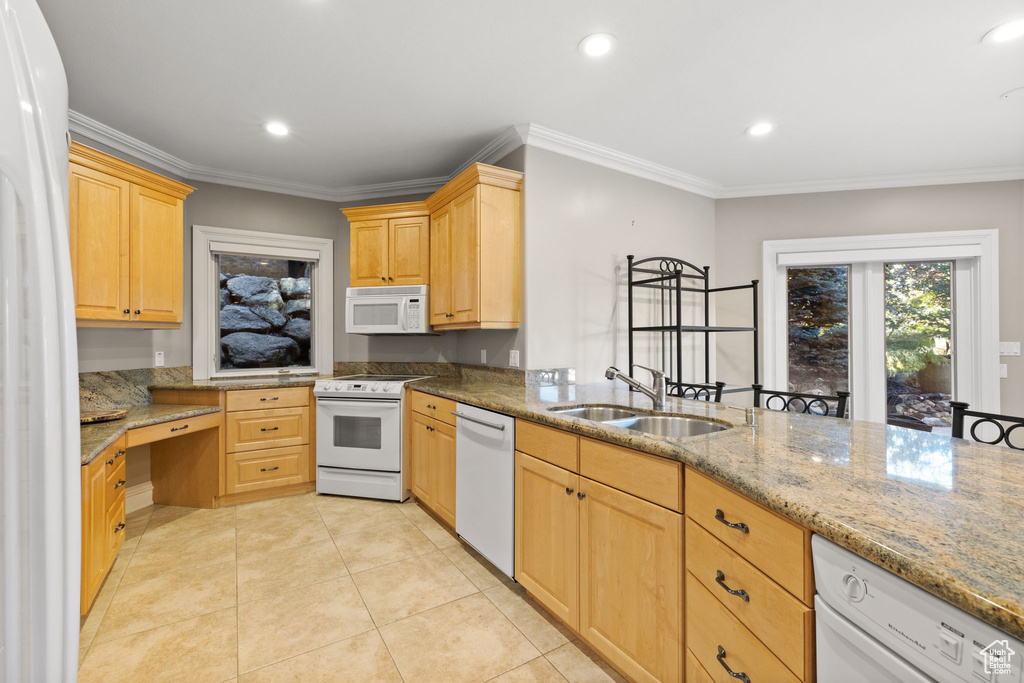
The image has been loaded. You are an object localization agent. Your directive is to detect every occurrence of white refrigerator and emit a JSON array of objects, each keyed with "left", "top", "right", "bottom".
[{"left": 0, "top": 1, "right": 79, "bottom": 680}]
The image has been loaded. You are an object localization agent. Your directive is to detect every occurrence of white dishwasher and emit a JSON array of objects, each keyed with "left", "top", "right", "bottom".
[{"left": 453, "top": 402, "right": 515, "bottom": 578}]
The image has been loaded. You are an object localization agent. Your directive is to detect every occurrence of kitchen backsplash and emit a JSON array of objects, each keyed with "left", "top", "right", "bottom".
[{"left": 79, "top": 366, "right": 194, "bottom": 411}]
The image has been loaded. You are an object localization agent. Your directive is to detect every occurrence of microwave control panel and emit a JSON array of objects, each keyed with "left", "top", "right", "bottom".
[{"left": 408, "top": 297, "right": 422, "bottom": 329}]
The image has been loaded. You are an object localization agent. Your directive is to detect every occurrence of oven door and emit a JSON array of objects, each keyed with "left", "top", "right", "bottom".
[
  {"left": 315, "top": 398, "right": 402, "bottom": 471},
  {"left": 346, "top": 295, "right": 407, "bottom": 334}
]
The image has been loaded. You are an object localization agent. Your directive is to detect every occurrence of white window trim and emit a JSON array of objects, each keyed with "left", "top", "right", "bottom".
[
  {"left": 192, "top": 224, "right": 334, "bottom": 380},
  {"left": 761, "top": 229, "right": 1000, "bottom": 418}
]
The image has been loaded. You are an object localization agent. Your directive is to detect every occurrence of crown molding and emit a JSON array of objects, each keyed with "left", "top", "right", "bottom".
[
  {"left": 69, "top": 110, "right": 1024, "bottom": 204},
  {"left": 716, "top": 164, "right": 1024, "bottom": 199}
]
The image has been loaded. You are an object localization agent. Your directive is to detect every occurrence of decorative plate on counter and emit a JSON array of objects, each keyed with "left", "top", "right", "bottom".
[{"left": 80, "top": 409, "right": 128, "bottom": 424}]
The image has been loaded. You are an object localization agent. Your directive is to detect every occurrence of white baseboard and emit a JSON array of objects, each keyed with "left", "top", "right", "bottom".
[{"left": 125, "top": 481, "right": 154, "bottom": 514}]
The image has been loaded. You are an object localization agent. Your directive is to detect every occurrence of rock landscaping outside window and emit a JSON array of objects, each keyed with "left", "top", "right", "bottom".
[{"left": 217, "top": 255, "right": 313, "bottom": 369}]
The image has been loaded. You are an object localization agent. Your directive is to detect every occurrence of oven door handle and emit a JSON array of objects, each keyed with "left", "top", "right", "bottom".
[{"left": 316, "top": 398, "right": 401, "bottom": 410}]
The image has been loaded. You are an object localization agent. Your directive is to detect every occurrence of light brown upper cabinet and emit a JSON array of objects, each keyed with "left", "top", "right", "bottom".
[
  {"left": 342, "top": 202, "right": 430, "bottom": 287},
  {"left": 69, "top": 142, "right": 194, "bottom": 328},
  {"left": 425, "top": 164, "right": 523, "bottom": 330}
]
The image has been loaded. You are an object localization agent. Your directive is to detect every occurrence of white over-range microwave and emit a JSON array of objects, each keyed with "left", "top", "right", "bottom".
[{"left": 345, "top": 285, "right": 433, "bottom": 335}]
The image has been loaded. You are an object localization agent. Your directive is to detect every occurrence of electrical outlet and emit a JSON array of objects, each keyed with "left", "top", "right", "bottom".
[
  {"left": 480, "top": 349, "right": 487, "bottom": 364},
  {"left": 154, "top": 351, "right": 165, "bottom": 367},
  {"left": 999, "top": 342, "right": 1021, "bottom": 356},
  {"left": 1000, "top": 363, "right": 1008, "bottom": 379},
  {"left": 509, "top": 350, "right": 520, "bottom": 368}
]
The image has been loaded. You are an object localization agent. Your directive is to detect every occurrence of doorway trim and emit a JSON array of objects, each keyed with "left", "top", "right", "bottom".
[{"left": 761, "top": 229, "right": 1000, "bottom": 418}]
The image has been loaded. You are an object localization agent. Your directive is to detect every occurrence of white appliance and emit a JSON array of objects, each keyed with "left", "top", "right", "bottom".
[
  {"left": 813, "top": 535, "right": 1023, "bottom": 682},
  {"left": 346, "top": 285, "right": 432, "bottom": 335},
  {"left": 0, "top": 1, "right": 79, "bottom": 679},
  {"left": 454, "top": 403, "right": 515, "bottom": 578},
  {"left": 314, "top": 374, "right": 429, "bottom": 501}
]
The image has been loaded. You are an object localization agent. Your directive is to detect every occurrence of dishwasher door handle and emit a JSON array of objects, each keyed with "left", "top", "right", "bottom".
[{"left": 451, "top": 411, "right": 506, "bottom": 432}]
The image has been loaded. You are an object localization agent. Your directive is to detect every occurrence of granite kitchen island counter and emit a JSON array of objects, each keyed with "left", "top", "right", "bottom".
[
  {"left": 80, "top": 403, "right": 222, "bottom": 465},
  {"left": 412, "top": 377, "right": 1024, "bottom": 640}
]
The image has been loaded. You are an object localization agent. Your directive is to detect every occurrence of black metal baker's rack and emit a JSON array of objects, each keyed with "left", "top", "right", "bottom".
[{"left": 626, "top": 255, "right": 759, "bottom": 396}]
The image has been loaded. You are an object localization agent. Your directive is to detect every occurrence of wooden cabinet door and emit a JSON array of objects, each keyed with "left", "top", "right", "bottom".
[
  {"left": 80, "top": 456, "right": 108, "bottom": 615},
  {"left": 515, "top": 452, "right": 579, "bottom": 629},
  {"left": 388, "top": 216, "right": 429, "bottom": 286},
  {"left": 429, "top": 204, "right": 451, "bottom": 325},
  {"left": 450, "top": 187, "right": 480, "bottom": 324},
  {"left": 432, "top": 420, "right": 457, "bottom": 528},
  {"left": 409, "top": 411, "right": 434, "bottom": 508},
  {"left": 130, "top": 185, "right": 183, "bottom": 323},
  {"left": 104, "top": 492, "right": 127, "bottom": 569},
  {"left": 350, "top": 219, "right": 388, "bottom": 287},
  {"left": 579, "top": 477, "right": 683, "bottom": 683},
  {"left": 70, "top": 163, "right": 130, "bottom": 322}
]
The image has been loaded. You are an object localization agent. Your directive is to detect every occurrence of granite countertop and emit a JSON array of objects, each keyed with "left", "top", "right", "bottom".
[
  {"left": 80, "top": 404, "right": 223, "bottom": 465},
  {"left": 148, "top": 374, "right": 336, "bottom": 391},
  {"left": 412, "top": 377, "right": 1024, "bottom": 640}
]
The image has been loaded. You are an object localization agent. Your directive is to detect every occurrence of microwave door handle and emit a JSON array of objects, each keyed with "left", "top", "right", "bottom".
[{"left": 400, "top": 299, "right": 407, "bottom": 332}]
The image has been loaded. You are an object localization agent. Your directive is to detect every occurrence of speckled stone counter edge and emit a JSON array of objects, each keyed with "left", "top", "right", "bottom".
[
  {"left": 81, "top": 405, "right": 222, "bottom": 465},
  {"left": 410, "top": 379, "right": 1024, "bottom": 641}
]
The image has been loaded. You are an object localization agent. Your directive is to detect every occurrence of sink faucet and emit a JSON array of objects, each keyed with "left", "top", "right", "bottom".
[{"left": 605, "top": 365, "right": 667, "bottom": 410}]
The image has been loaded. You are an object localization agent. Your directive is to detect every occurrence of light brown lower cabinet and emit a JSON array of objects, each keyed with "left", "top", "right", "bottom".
[
  {"left": 407, "top": 409, "right": 456, "bottom": 527},
  {"left": 514, "top": 450, "right": 682, "bottom": 683},
  {"left": 81, "top": 435, "right": 127, "bottom": 615}
]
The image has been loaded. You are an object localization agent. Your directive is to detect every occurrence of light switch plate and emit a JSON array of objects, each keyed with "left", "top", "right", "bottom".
[
  {"left": 154, "top": 351, "right": 165, "bottom": 367},
  {"left": 509, "top": 350, "right": 520, "bottom": 368},
  {"left": 1000, "top": 363, "right": 1008, "bottom": 379},
  {"left": 999, "top": 342, "right": 1021, "bottom": 356}
]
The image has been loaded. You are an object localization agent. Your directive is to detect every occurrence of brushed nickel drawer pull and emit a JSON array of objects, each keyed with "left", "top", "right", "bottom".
[
  {"left": 170, "top": 424, "right": 189, "bottom": 432},
  {"left": 716, "top": 646, "right": 750, "bottom": 683},
  {"left": 715, "top": 570, "right": 750, "bottom": 602},
  {"left": 260, "top": 427, "right": 280, "bottom": 432},
  {"left": 715, "top": 509, "right": 749, "bottom": 534},
  {"left": 113, "top": 522, "right": 126, "bottom": 534},
  {"left": 114, "top": 479, "right": 126, "bottom": 490},
  {"left": 115, "top": 449, "right": 125, "bottom": 458},
  {"left": 260, "top": 466, "right": 280, "bottom": 472},
  {"left": 260, "top": 396, "right": 279, "bottom": 402},
  {"left": 106, "top": 459, "right": 114, "bottom": 466},
  {"left": 426, "top": 404, "right": 435, "bottom": 409}
]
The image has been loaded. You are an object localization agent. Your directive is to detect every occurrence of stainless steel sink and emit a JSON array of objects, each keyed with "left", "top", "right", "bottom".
[
  {"left": 602, "top": 415, "right": 730, "bottom": 438},
  {"left": 549, "top": 405, "right": 638, "bottom": 421}
]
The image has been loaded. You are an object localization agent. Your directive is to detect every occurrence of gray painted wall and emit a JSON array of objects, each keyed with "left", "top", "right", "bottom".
[{"left": 714, "top": 180, "right": 1024, "bottom": 415}]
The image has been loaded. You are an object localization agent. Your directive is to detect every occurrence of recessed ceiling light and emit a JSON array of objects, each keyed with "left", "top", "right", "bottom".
[
  {"left": 578, "top": 33, "right": 617, "bottom": 58},
  {"left": 746, "top": 122, "right": 774, "bottom": 136},
  {"left": 983, "top": 17, "right": 1024, "bottom": 43},
  {"left": 264, "top": 121, "right": 289, "bottom": 136}
]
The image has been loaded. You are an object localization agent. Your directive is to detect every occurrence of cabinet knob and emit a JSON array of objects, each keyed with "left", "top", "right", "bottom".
[
  {"left": 115, "top": 450, "right": 125, "bottom": 458},
  {"left": 577, "top": 491, "right": 586, "bottom": 500},
  {"left": 134, "top": 310, "right": 141, "bottom": 315},
  {"left": 114, "top": 479, "right": 126, "bottom": 490},
  {"left": 113, "top": 522, "right": 126, "bottom": 534},
  {"left": 123, "top": 309, "right": 130, "bottom": 315},
  {"left": 381, "top": 276, "right": 386, "bottom": 281},
  {"left": 565, "top": 487, "right": 574, "bottom": 496},
  {"left": 388, "top": 276, "right": 393, "bottom": 281},
  {"left": 105, "top": 459, "right": 114, "bottom": 466}
]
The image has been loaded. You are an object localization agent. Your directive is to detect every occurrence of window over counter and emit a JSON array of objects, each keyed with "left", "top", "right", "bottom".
[{"left": 193, "top": 225, "right": 334, "bottom": 380}]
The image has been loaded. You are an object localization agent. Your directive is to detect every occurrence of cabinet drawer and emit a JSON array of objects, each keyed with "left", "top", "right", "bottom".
[
  {"left": 516, "top": 420, "right": 578, "bottom": 472},
  {"left": 225, "top": 445, "right": 309, "bottom": 494},
  {"left": 126, "top": 411, "right": 221, "bottom": 447},
  {"left": 580, "top": 438, "right": 681, "bottom": 512},
  {"left": 99, "top": 438, "right": 127, "bottom": 478},
  {"left": 104, "top": 491, "right": 126, "bottom": 565},
  {"left": 105, "top": 460, "right": 127, "bottom": 502},
  {"left": 687, "top": 574, "right": 800, "bottom": 683},
  {"left": 686, "top": 467, "right": 811, "bottom": 602},
  {"left": 225, "top": 386, "right": 309, "bottom": 412},
  {"left": 226, "top": 407, "right": 309, "bottom": 453},
  {"left": 686, "top": 519, "right": 813, "bottom": 679},
  {"left": 409, "top": 391, "right": 457, "bottom": 425},
  {"left": 685, "top": 650, "right": 715, "bottom": 683}
]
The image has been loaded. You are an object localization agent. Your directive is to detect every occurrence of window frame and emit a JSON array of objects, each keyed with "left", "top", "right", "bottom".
[
  {"left": 762, "top": 229, "right": 1000, "bottom": 421},
  {"left": 192, "top": 224, "right": 334, "bottom": 380}
]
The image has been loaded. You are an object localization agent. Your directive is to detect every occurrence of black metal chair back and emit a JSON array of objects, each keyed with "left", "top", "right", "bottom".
[
  {"left": 951, "top": 401, "right": 1024, "bottom": 450},
  {"left": 752, "top": 385, "right": 850, "bottom": 418},
  {"left": 668, "top": 381, "right": 725, "bottom": 403}
]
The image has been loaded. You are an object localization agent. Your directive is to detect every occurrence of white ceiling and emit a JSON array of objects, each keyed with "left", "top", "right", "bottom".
[{"left": 38, "top": 0, "right": 1024, "bottom": 200}]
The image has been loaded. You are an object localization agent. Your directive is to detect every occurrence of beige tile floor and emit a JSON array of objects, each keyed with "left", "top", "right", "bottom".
[{"left": 78, "top": 492, "right": 626, "bottom": 682}]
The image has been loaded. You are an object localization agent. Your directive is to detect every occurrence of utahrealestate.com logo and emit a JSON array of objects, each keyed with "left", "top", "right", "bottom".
[{"left": 980, "top": 640, "right": 1016, "bottom": 676}]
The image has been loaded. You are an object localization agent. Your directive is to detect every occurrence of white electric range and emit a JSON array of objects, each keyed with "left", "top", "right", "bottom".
[{"left": 313, "top": 374, "right": 430, "bottom": 501}]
